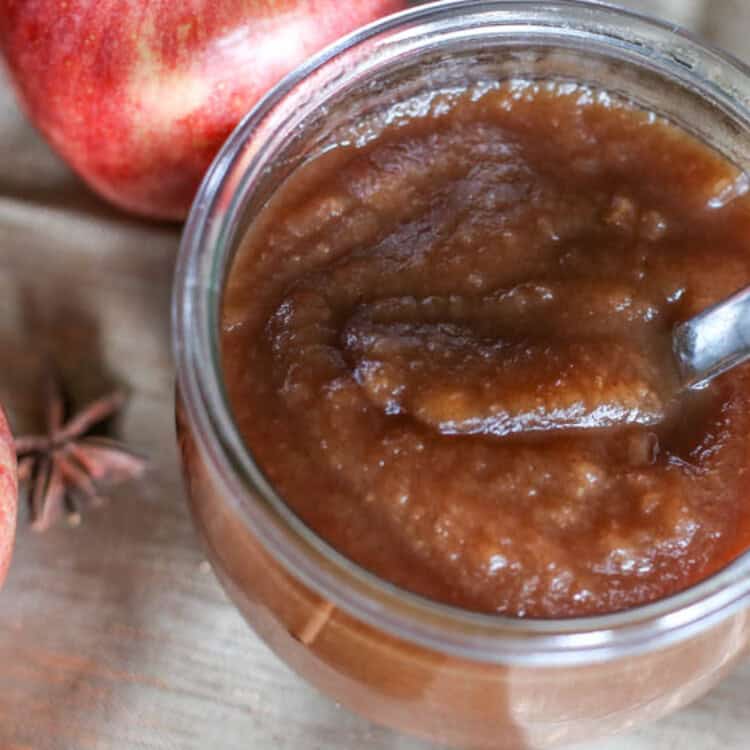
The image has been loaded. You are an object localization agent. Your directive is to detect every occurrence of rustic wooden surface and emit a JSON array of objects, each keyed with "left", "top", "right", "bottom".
[{"left": 0, "top": 2, "right": 749, "bottom": 748}]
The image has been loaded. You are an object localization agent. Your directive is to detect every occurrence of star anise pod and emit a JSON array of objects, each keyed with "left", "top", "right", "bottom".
[{"left": 15, "top": 373, "right": 147, "bottom": 532}]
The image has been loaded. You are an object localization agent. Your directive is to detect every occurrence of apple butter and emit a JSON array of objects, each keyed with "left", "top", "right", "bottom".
[{"left": 222, "top": 80, "right": 750, "bottom": 618}]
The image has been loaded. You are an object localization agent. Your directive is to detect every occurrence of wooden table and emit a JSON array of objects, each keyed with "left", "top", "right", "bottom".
[{"left": 0, "top": 2, "right": 748, "bottom": 747}]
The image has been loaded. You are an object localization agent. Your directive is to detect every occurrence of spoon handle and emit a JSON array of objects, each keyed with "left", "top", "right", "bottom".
[{"left": 674, "top": 285, "right": 750, "bottom": 388}]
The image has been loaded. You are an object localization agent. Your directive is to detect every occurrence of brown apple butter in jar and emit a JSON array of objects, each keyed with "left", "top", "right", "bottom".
[{"left": 221, "top": 79, "right": 750, "bottom": 619}]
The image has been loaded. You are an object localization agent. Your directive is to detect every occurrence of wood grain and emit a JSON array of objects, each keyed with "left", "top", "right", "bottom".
[{"left": 0, "top": 2, "right": 749, "bottom": 748}]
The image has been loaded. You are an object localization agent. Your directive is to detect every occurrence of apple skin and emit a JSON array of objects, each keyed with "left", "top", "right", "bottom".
[
  {"left": 0, "top": 0, "right": 405, "bottom": 220},
  {"left": 0, "top": 403, "right": 17, "bottom": 589}
]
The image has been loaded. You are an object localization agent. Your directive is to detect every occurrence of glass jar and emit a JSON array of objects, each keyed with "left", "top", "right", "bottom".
[{"left": 173, "top": 2, "right": 750, "bottom": 747}]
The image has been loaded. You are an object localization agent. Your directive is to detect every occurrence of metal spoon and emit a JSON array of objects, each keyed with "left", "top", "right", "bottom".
[{"left": 673, "top": 286, "right": 750, "bottom": 389}]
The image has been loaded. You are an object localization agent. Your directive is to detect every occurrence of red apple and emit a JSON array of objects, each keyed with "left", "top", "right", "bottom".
[
  {"left": 0, "top": 403, "right": 17, "bottom": 589},
  {"left": 0, "top": 0, "right": 405, "bottom": 220}
]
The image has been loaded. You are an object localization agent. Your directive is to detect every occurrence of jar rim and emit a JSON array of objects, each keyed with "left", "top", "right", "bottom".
[{"left": 173, "top": 0, "right": 750, "bottom": 666}]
